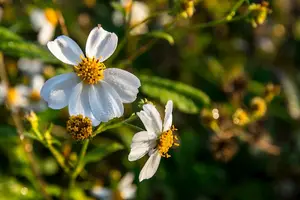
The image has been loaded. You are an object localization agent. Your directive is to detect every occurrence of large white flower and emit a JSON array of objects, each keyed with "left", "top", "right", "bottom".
[
  {"left": 113, "top": 0, "right": 150, "bottom": 35},
  {"left": 128, "top": 100, "right": 179, "bottom": 182},
  {"left": 41, "top": 26, "right": 141, "bottom": 126},
  {"left": 30, "top": 8, "right": 58, "bottom": 45}
]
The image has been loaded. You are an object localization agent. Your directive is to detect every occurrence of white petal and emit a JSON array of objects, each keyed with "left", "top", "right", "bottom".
[
  {"left": 132, "top": 131, "right": 156, "bottom": 143},
  {"left": 85, "top": 26, "right": 118, "bottom": 62},
  {"left": 163, "top": 100, "right": 173, "bottom": 132},
  {"left": 118, "top": 172, "right": 134, "bottom": 191},
  {"left": 89, "top": 81, "right": 124, "bottom": 123},
  {"left": 41, "top": 73, "right": 80, "bottom": 109},
  {"left": 139, "top": 151, "right": 161, "bottom": 182},
  {"left": 104, "top": 68, "right": 141, "bottom": 103},
  {"left": 137, "top": 111, "right": 159, "bottom": 136},
  {"left": 38, "top": 22, "right": 55, "bottom": 45},
  {"left": 47, "top": 36, "right": 83, "bottom": 65},
  {"left": 128, "top": 141, "right": 153, "bottom": 162},
  {"left": 130, "top": 24, "right": 148, "bottom": 36},
  {"left": 112, "top": 11, "right": 124, "bottom": 27},
  {"left": 143, "top": 104, "right": 163, "bottom": 133},
  {"left": 30, "top": 9, "right": 47, "bottom": 31},
  {"left": 68, "top": 83, "right": 100, "bottom": 126},
  {"left": 31, "top": 75, "right": 45, "bottom": 92}
]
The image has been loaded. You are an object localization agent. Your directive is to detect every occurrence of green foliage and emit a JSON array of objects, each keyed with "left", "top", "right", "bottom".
[
  {"left": 140, "top": 75, "right": 210, "bottom": 114},
  {"left": 84, "top": 142, "right": 124, "bottom": 164},
  {"left": 146, "top": 31, "right": 175, "bottom": 45},
  {"left": 0, "top": 26, "right": 58, "bottom": 63}
]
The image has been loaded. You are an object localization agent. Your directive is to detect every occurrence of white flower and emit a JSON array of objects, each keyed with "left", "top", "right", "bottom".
[
  {"left": 112, "top": 0, "right": 149, "bottom": 35},
  {"left": 128, "top": 100, "right": 179, "bottom": 182},
  {"left": 27, "top": 75, "right": 47, "bottom": 111},
  {"left": 30, "top": 8, "right": 58, "bottom": 45},
  {"left": 41, "top": 26, "right": 141, "bottom": 126},
  {"left": 91, "top": 172, "right": 137, "bottom": 200},
  {"left": 18, "top": 58, "right": 44, "bottom": 76}
]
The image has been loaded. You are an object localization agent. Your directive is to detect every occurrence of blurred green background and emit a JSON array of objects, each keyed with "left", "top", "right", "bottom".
[{"left": 0, "top": 0, "right": 299, "bottom": 199}]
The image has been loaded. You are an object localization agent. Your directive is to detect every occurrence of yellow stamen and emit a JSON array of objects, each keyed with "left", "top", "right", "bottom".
[
  {"left": 7, "top": 88, "right": 18, "bottom": 106},
  {"left": 30, "top": 90, "right": 41, "bottom": 102},
  {"left": 44, "top": 8, "right": 58, "bottom": 26},
  {"left": 74, "top": 56, "right": 106, "bottom": 85},
  {"left": 158, "top": 125, "right": 179, "bottom": 158},
  {"left": 66, "top": 114, "right": 92, "bottom": 140}
]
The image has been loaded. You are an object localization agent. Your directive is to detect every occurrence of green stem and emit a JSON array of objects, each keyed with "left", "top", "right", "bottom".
[
  {"left": 92, "top": 114, "right": 137, "bottom": 137},
  {"left": 47, "top": 144, "right": 71, "bottom": 174},
  {"left": 68, "top": 139, "right": 90, "bottom": 195}
]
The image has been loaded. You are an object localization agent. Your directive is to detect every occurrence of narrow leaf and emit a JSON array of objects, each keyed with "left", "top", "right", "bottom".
[
  {"left": 140, "top": 75, "right": 210, "bottom": 114},
  {"left": 84, "top": 142, "right": 124, "bottom": 164},
  {"left": 146, "top": 31, "right": 175, "bottom": 45}
]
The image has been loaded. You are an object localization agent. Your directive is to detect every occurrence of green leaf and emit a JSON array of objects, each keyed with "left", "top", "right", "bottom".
[
  {"left": 84, "top": 142, "right": 124, "bottom": 164},
  {"left": 0, "top": 27, "right": 22, "bottom": 41},
  {"left": 146, "top": 31, "right": 175, "bottom": 45},
  {"left": 111, "top": 2, "right": 124, "bottom": 12},
  {"left": 0, "top": 125, "right": 18, "bottom": 142},
  {"left": 0, "top": 26, "right": 59, "bottom": 63},
  {"left": 140, "top": 75, "right": 210, "bottom": 114}
]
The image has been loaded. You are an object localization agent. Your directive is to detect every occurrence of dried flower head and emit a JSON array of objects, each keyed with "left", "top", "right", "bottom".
[
  {"left": 66, "top": 114, "right": 92, "bottom": 140},
  {"left": 210, "top": 134, "right": 238, "bottom": 162}
]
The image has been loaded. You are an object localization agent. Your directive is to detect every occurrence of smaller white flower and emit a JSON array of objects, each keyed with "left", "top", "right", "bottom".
[
  {"left": 18, "top": 58, "right": 44, "bottom": 76},
  {"left": 30, "top": 8, "right": 58, "bottom": 45},
  {"left": 91, "top": 172, "right": 137, "bottom": 200},
  {"left": 112, "top": 0, "right": 150, "bottom": 35},
  {"left": 128, "top": 100, "right": 179, "bottom": 182}
]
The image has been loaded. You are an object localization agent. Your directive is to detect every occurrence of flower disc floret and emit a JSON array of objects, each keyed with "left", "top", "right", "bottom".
[
  {"left": 74, "top": 56, "right": 106, "bottom": 84},
  {"left": 44, "top": 8, "right": 58, "bottom": 26},
  {"left": 158, "top": 126, "right": 179, "bottom": 158}
]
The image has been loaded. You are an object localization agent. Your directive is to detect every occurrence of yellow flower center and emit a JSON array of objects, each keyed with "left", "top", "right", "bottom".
[
  {"left": 74, "top": 56, "right": 106, "bottom": 85},
  {"left": 158, "top": 126, "right": 179, "bottom": 158},
  {"left": 30, "top": 90, "right": 41, "bottom": 102},
  {"left": 44, "top": 8, "right": 58, "bottom": 26},
  {"left": 7, "top": 88, "right": 18, "bottom": 106},
  {"left": 66, "top": 114, "right": 92, "bottom": 140}
]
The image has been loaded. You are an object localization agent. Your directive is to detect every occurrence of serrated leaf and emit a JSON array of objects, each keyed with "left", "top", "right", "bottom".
[
  {"left": 0, "top": 26, "right": 59, "bottom": 63},
  {"left": 84, "top": 142, "right": 124, "bottom": 164},
  {"left": 140, "top": 75, "right": 210, "bottom": 114},
  {"left": 146, "top": 31, "right": 174, "bottom": 45}
]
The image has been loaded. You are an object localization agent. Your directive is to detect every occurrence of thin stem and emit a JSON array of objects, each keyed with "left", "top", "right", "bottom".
[
  {"left": 0, "top": 53, "right": 52, "bottom": 200},
  {"left": 92, "top": 114, "right": 137, "bottom": 137},
  {"left": 52, "top": 0, "right": 69, "bottom": 35},
  {"left": 47, "top": 144, "right": 71, "bottom": 174},
  {"left": 68, "top": 139, "right": 90, "bottom": 195}
]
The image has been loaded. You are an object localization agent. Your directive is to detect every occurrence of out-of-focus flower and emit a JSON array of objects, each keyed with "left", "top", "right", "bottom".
[
  {"left": 128, "top": 100, "right": 179, "bottom": 182},
  {"left": 66, "top": 114, "right": 92, "bottom": 140},
  {"left": 28, "top": 75, "right": 47, "bottom": 111},
  {"left": 41, "top": 26, "right": 141, "bottom": 126},
  {"left": 157, "top": 12, "right": 173, "bottom": 27},
  {"left": 0, "top": 83, "right": 29, "bottom": 111},
  {"left": 248, "top": 1, "right": 271, "bottom": 28},
  {"left": 83, "top": 0, "right": 96, "bottom": 8},
  {"left": 91, "top": 172, "right": 137, "bottom": 200},
  {"left": 257, "top": 37, "right": 275, "bottom": 54},
  {"left": 18, "top": 58, "right": 44, "bottom": 76},
  {"left": 250, "top": 97, "right": 267, "bottom": 118},
  {"left": 30, "top": 8, "right": 58, "bottom": 45},
  {"left": 180, "top": 0, "right": 196, "bottom": 19},
  {"left": 233, "top": 108, "right": 250, "bottom": 126},
  {"left": 113, "top": 0, "right": 150, "bottom": 35}
]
